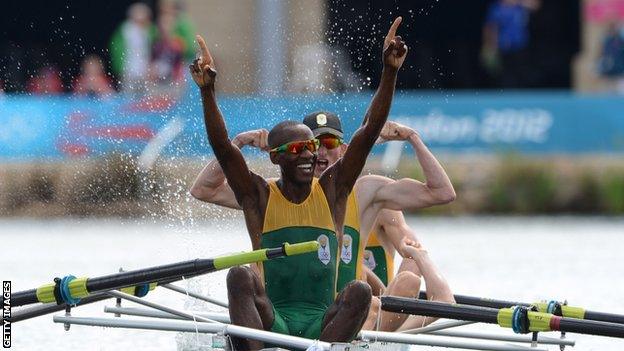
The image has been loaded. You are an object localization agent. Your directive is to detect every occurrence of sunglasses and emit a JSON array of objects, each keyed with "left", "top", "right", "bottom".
[
  {"left": 270, "top": 139, "right": 320, "bottom": 154},
  {"left": 318, "top": 135, "right": 344, "bottom": 150}
]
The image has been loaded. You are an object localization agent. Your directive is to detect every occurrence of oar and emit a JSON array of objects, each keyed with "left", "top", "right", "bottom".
[
  {"left": 418, "top": 291, "right": 624, "bottom": 325},
  {"left": 13, "top": 273, "right": 207, "bottom": 323},
  {"left": 382, "top": 297, "right": 624, "bottom": 338},
  {"left": 13, "top": 241, "right": 318, "bottom": 307}
]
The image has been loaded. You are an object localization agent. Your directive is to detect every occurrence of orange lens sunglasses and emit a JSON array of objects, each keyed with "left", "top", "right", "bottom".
[
  {"left": 318, "top": 135, "right": 344, "bottom": 150},
  {"left": 270, "top": 139, "right": 320, "bottom": 154}
]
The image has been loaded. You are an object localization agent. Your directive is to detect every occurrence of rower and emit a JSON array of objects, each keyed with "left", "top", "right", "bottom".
[
  {"left": 302, "top": 115, "right": 456, "bottom": 332},
  {"left": 189, "top": 17, "right": 407, "bottom": 350},
  {"left": 363, "top": 209, "right": 456, "bottom": 332},
  {"left": 192, "top": 117, "right": 455, "bottom": 333}
]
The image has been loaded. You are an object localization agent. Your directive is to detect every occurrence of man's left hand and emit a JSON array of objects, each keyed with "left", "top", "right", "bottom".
[{"left": 383, "top": 17, "right": 408, "bottom": 70}]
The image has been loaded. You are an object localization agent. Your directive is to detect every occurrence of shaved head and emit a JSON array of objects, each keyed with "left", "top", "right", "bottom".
[{"left": 268, "top": 121, "right": 314, "bottom": 148}]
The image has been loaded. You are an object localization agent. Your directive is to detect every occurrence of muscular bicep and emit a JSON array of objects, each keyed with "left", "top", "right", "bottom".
[
  {"left": 373, "top": 178, "right": 446, "bottom": 211},
  {"left": 216, "top": 146, "right": 261, "bottom": 206},
  {"left": 205, "top": 182, "right": 242, "bottom": 209}
]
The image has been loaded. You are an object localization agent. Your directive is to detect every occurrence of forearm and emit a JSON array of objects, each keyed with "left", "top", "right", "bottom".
[
  {"left": 408, "top": 134, "right": 455, "bottom": 200},
  {"left": 332, "top": 68, "right": 399, "bottom": 194},
  {"left": 362, "top": 67, "right": 398, "bottom": 136},
  {"left": 199, "top": 86, "right": 256, "bottom": 201},
  {"left": 200, "top": 86, "right": 235, "bottom": 159}
]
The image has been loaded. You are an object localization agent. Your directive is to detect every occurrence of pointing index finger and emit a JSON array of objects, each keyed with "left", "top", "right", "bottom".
[
  {"left": 384, "top": 17, "right": 403, "bottom": 45},
  {"left": 196, "top": 35, "right": 213, "bottom": 64}
]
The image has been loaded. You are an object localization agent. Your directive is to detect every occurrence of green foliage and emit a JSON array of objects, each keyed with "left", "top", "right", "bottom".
[
  {"left": 74, "top": 153, "right": 141, "bottom": 204},
  {"left": 600, "top": 173, "right": 624, "bottom": 214},
  {"left": 486, "top": 157, "right": 557, "bottom": 214}
]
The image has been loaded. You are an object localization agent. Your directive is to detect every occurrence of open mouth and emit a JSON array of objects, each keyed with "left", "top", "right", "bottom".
[
  {"left": 297, "top": 163, "right": 314, "bottom": 175},
  {"left": 316, "top": 159, "right": 329, "bottom": 170}
]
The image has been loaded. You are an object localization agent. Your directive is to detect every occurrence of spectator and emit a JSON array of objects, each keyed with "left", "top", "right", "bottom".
[
  {"left": 159, "top": 0, "right": 196, "bottom": 61},
  {"left": 73, "top": 55, "right": 115, "bottom": 97},
  {"left": 150, "top": 12, "right": 184, "bottom": 89},
  {"left": 27, "top": 66, "right": 63, "bottom": 95},
  {"left": 482, "top": 0, "right": 540, "bottom": 88},
  {"left": 109, "top": 2, "right": 156, "bottom": 95},
  {"left": 598, "top": 21, "right": 624, "bottom": 78}
]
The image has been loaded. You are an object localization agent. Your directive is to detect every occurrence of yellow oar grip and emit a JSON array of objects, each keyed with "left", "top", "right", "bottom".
[
  {"left": 284, "top": 241, "right": 320, "bottom": 256},
  {"left": 36, "top": 283, "right": 56, "bottom": 303},
  {"left": 213, "top": 240, "right": 319, "bottom": 270},
  {"left": 213, "top": 249, "right": 269, "bottom": 270},
  {"left": 562, "top": 305, "right": 586, "bottom": 319},
  {"left": 497, "top": 307, "right": 554, "bottom": 332},
  {"left": 68, "top": 277, "right": 89, "bottom": 299},
  {"left": 533, "top": 302, "right": 586, "bottom": 320},
  {"left": 527, "top": 311, "right": 554, "bottom": 332}
]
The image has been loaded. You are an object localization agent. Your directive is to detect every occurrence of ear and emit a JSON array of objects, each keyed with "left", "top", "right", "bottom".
[
  {"left": 269, "top": 152, "right": 280, "bottom": 165},
  {"left": 340, "top": 143, "right": 348, "bottom": 155}
]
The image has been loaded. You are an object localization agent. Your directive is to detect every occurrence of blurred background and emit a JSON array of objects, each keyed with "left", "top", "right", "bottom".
[
  {"left": 0, "top": 0, "right": 622, "bottom": 217},
  {"left": 2, "top": 1, "right": 624, "bottom": 350}
]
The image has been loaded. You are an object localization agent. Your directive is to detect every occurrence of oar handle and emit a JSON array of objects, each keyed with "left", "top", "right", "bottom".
[
  {"left": 284, "top": 241, "right": 320, "bottom": 256},
  {"left": 212, "top": 241, "right": 318, "bottom": 269}
]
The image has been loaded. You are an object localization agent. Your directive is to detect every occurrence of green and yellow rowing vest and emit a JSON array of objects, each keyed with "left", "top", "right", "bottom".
[
  {"left": 364, "top": 231, "right": 395, "bottom": 286},
  {"left": 335, "top": 189, "right": 362, "bottom": 293},
  {"left": 259, "top": 178, "right": 339, "bottom": 311}
]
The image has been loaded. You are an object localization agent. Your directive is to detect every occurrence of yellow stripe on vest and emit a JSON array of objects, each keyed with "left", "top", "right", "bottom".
[{"left": 262, "top": 178, "right": 335, "bottom": 233}]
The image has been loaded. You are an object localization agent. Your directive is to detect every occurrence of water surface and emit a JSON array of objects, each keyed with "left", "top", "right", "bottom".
[{"left": 2, "top": 216, "right": 623, "bottom": 350}]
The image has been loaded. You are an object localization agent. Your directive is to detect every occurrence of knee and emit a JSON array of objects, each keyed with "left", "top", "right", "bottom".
[
  {"left": 226, "top": 266, "right": 256, "bottom": 293},
  {"left": 394, "top": 271, "right": 421, "bottom": 292},
  {"left": 343, "top": 280, "right": 372, "bottom": 308}
]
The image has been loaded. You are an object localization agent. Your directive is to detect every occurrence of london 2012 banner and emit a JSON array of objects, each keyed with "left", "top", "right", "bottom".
[{"left": 1, "top": 89, "right": 623, "bottom": 161}]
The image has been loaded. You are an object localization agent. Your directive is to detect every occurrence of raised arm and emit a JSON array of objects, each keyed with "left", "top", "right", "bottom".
[
  {"left": 323, "top": 17, "right": 407, "bottom": 198},
  {"left": 363, "top": 122, "right": 456, "bottom": 211},
  {"left": 189, "top": 35, "right": 264, "bottom": 207},
  {"left": 190, "top": 129, "right": 269, "bottom": 209}
]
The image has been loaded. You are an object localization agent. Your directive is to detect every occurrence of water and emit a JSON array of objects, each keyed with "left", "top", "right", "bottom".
[{"left": 2, "top": 216, "right": 624, "bottom": 350}]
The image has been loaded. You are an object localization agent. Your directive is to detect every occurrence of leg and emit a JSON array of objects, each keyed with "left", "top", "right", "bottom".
[
  {"left": 320, "top": 280, "right": 372, "bottom": 342},
  {"left": 397, "top": 255, "right": 422, "bottom": 277},
  {"left": 363, "top": 265, "right": 386, "bottom": 296},
  {"left": 397, "top": 248, "right": 454, "bottom": 331},
  {"left": 361, "top": 296, "right": 380, "bottom": 330},
  {"left": 226, "top": 266, "right": 274, "bottom": 350},
  {"left": 378, "top": 271, "right": 421, "bottom": 331}
]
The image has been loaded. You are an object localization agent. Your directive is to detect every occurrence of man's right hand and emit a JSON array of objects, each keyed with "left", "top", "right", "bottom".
[
  {"left": 190, "top": 35, "right": 217, "bottom": 88},
  {"left": 399, "top": 237, "right": 425, "bottom": 259},
  {"left": 232, "top": 129, "right": 270, "bottom": 151}
]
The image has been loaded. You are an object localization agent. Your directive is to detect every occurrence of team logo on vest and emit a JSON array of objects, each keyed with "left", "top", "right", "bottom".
[
  {"left": 317, "top": 234, "right": 331, "bottom": 265},
  {"left": 363, "top": 250, "right": 376, "bottom": 270},
  {"left": 341, "top": 234, "right": 353, "bottom": 264}
]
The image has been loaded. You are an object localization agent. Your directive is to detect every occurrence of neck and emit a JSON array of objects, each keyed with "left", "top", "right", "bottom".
[{"left": 276, "top": 178, "right": 312, "bottom": 204}]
